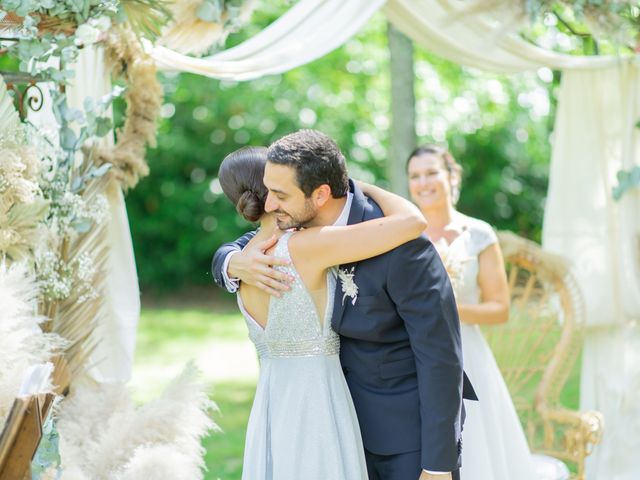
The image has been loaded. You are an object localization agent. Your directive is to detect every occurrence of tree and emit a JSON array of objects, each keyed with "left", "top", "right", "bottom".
[{"left": 387, "top": 22, "right": 416, "bottom": 195}]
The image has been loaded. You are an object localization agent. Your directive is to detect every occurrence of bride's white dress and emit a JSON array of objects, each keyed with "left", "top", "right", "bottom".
[
  {"left": 439, "top": 214, "right": 537, "bottom": 480},
  {"left": 237, "top": 232, "right": 368, "bottom": 480}
]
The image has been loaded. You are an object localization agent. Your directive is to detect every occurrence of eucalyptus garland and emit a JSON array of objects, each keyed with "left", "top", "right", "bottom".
[
  {"left": 0, "top": 1, "right": 119, "bottom": 84},
  {"left": 0, "top": 0, "right": 171, "bottom": 84}
]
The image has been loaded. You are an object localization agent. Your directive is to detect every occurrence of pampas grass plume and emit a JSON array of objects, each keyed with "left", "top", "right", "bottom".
[
  {"left": 0, "top": 262, "right": 67, "bottom": 427},
  {"left": 57, "top": 362, "right": 218, "bottom": 479}
]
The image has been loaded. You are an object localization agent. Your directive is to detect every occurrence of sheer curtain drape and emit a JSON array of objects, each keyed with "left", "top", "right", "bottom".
[
  {"left": 67, "top": 47, "right": 140, "bottom": 383},
  {"left": 542, "top": 65, "right": 640, "bottom": 480}
]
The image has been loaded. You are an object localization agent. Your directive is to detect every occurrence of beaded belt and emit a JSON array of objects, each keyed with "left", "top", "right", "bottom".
[{"left": 255, "top": 336, "right": 340, "bottom": 358}]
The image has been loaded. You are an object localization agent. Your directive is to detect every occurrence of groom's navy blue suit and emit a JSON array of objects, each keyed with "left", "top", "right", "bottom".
[{"left": 212, "top": 180, "right": 477, "bottom": 479}]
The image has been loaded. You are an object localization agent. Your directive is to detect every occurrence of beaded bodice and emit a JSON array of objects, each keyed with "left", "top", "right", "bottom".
[{"left": 238, "top": 232, "right": 339, "bottom": 359}]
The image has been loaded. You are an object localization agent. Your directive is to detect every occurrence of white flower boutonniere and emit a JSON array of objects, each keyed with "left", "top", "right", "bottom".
[{"left": 337, "top": 266, "right": 358, "bottom": 306}]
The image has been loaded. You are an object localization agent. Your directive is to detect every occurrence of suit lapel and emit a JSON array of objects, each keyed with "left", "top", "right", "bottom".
[{"left": 332, "top": 179, "right": 366, "bottom": 331}]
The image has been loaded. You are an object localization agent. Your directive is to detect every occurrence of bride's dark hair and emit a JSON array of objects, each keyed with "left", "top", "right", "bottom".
[{"left": 219, "top": 146, "right": 269, "bottom": 222}]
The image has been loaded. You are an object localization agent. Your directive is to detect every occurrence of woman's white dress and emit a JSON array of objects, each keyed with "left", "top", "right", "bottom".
[
  {"left": 437, "top": 214, "right": 537, "bottom": 480},
  {"left": 237, "top": 232, "right": 368, "bottom": 480}
]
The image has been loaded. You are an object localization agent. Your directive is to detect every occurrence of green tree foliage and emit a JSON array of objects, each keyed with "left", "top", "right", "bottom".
[
  {"left": 413, "top": 54, "right": 556, "bottom": 238},
  {"left": 122, "top": 4, "right": 556, "bottom": 291}
]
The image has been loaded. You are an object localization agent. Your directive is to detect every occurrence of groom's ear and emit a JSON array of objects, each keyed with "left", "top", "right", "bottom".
[{"left": 312, "top": 184, "right": 332, "bottom": 207}]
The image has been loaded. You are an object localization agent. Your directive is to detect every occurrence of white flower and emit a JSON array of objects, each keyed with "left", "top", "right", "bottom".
[
  {"left": 337, "top": 266, "right": 358, "bottom": 306},
  {"left": 75, "top": 24, "right": 101, "bottom": 46},
  {"left": 90, "top": 16, "right": 112, "bottom": 32}
]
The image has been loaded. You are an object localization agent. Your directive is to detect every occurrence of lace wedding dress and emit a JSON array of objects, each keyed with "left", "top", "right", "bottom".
[
  {"left": 436, "top": 213, "right": 537, "bottom": 480},
  {"left": 237, "top": 232, "right": 368, "bottom": 480}
]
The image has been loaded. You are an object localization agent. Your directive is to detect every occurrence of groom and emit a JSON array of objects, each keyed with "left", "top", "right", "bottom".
[{"left": 212, "top": 130, "right": 476, "bottom": 480}]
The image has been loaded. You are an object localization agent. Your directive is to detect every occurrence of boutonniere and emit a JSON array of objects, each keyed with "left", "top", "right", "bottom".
[{"left": 337, "top": 266, "right": 358, "bottom": 306}]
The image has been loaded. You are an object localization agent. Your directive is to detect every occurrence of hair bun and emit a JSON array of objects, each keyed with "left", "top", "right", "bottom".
[{"left": 237, "top": 190, "right": 264, "bottom": 222}]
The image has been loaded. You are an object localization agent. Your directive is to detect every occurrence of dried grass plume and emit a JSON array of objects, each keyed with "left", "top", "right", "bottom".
[
  {"left": 56, "top": 362, "right": 218, "bottom": 479},
  {"left": 90, "top": 27, "right": 163, "bottom": 190},
  {"left": 0, "top": 262, "right": 67, "bottom": 429},
  {"left": 160, "top": 0, "right": 256, "bottom": 55}
]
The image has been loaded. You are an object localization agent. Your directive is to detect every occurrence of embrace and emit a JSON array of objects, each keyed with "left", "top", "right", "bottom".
[{"left": 212, "top": 130, "right": 477, "bottom": 480}]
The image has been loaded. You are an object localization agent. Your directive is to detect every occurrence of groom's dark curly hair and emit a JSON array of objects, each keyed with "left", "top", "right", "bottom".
[{"left": 267, "top": 129, "right": 349, "bottom": 198}]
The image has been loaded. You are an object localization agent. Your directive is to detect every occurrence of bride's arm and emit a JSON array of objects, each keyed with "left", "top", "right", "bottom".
[
  {"left": 357, "top": 180, "right": 418, "bottom": 217},
  {"left": 458, "top": 244, "right": 510, "bottom": 324},
  {"left": 291, "top": 182, "right": 427, "bottom": 269}
]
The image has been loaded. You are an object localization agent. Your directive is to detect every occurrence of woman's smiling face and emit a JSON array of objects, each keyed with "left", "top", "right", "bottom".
[{"left": 407, "top": 153, "right": 454, "bottom": 210}]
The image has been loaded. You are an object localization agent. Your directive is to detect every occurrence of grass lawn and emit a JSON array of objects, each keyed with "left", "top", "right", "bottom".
[
  {"left": 133, "top": 298, "right": 581, "bottom": 480},
  {"left": 203, "top": 381, "right": 255, "bottom": 480},
  {"left": 133, "top": 294, "right": 256, "bottom": 480}
]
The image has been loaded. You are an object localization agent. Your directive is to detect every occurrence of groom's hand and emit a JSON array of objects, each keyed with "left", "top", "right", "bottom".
[
  {"left": 227, "top": 235, "right": 293, "bottom": 296},
  {"left": 419, "top": 472, "right": 452, "bottom": 480}
]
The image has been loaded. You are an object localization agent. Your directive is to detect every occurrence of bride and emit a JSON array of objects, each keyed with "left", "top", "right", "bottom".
[
  {"left": 218, "top": 146, "right": 427, "bottom": 480},
  {"left": 406, "top": 144, "right": 537, "bottom": 480}
]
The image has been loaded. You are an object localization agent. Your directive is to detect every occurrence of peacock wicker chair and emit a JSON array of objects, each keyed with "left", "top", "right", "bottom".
[{"left": 481, "top": 231, "right": 603, "bottom": 480}]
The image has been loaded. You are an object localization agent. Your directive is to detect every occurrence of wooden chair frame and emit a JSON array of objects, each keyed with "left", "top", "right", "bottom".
[{"left": 482, "top": 231, "right": 603, "bottom": 480}]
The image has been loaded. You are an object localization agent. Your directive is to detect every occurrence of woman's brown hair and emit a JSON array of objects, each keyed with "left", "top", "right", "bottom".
[{"left": 219, "top": 146, "right": 269, "bottom": 222}]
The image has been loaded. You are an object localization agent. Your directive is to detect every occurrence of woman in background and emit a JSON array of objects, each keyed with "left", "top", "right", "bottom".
[{"left": 406, "top": 144, "right": 537, "bottom": 480}]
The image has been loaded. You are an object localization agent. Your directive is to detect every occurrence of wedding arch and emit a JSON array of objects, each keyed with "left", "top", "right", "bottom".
[{"left": 0, "top": 0, "right": 638, "bottom": 478}]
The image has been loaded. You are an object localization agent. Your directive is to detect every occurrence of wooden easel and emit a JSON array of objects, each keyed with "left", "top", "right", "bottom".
[
  {"left": 0, "top": 357, "right": 69, "bottom": 479},
  {"left": 0, "top": 393, "right": 55, "bottom": 479}
]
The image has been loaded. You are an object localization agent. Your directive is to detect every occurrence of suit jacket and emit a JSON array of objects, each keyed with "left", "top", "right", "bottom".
[{"left": 211, "top": 179, "right": 477, "bottom": 472}]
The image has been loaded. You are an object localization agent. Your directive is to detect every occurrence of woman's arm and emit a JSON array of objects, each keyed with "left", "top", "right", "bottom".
[
  {"left": 291, "top": 183, "right": 427, "bottom": 269},
  {"left": 357, "top": 181, "right": 416, "bottom": 217},
  {"left": 458, "top": 243, "right": 510, "bottom": 325}
]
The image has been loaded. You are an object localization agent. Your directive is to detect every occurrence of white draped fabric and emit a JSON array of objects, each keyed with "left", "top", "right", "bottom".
[
  {"left": 148, "top": 0, "right": 385, "bottom": 80},
  {"left": 542, "top": 65, "right": 640, "bottom": 480},
  {"left": 66, "top": 47, "right": 140, "bottom": 383},
  {"left": 149, "top": 0, "right": 629, "bottom": 80},
  {"left": 74, "top": 0, "right": 637, "bottom": 476},
  {"left": 383, "top": 0, "right": 626, "bottom": 72}
]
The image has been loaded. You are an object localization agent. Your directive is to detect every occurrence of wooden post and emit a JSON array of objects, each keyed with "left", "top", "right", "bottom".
[{"left": 0, "top": 393, "right": 55, "bottom": 479}]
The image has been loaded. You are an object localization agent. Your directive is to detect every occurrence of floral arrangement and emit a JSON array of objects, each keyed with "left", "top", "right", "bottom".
[
  {"left": 0, "top": 76, "right": 48, "bottom": 262},
  {"left": 432, "top": 238, "right": 469, "bottom": 296},
  {"left": 0, "top": 70, "right": 113, "bottom": 377}
]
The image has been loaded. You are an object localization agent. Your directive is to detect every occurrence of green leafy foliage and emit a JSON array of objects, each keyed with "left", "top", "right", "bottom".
[
  {"left": 613, "top": 165, "right": 640, "bottom": 200},
  {"left": 519, "top": 0, "right": 640, "bottom": 54}
]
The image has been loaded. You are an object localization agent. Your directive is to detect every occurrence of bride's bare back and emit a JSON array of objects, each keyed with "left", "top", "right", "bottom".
[{"left": 239, "top": 227, "right": 329, "bottom": 329}]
